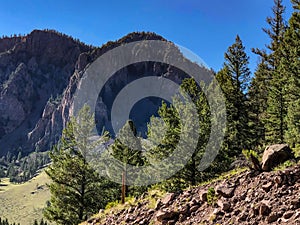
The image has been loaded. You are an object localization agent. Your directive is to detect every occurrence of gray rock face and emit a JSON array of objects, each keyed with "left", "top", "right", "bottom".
[
  {"left": 0, "top": 30, "right": 91, "bottom": 155},
  {"left": 0, "top": 63, "right": 34, "bottom": 134},
  {"left": 261, "top": 144, "right": 295, "bottom": 171},
  {"left": 0, "top": 30, "right": 203, "bottom": 156}
]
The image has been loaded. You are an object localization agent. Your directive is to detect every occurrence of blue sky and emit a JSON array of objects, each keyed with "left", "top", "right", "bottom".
[{"left": 0, "top": 0, "right": 293, "bottom": 73}]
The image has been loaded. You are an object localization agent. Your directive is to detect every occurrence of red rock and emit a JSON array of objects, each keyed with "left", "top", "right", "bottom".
[
  {"left": 156, "top": 210, "right": 178, "bottom": 222},
  {"left": 161, "top": 193, "right": 175, "bottom": 205},
  {"left": 259, "top": 200, "right": 271, "bottom": 216},
  {"left": 283, "top": 211, "right": 294, "bottom": 219},
  {"left": 262, "top": 182, "right": 273, "bottom": 192}
]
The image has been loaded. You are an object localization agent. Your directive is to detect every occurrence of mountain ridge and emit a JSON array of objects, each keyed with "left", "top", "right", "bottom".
[{"left": 0, "top": 29, "right": 202, "bottom": 157}]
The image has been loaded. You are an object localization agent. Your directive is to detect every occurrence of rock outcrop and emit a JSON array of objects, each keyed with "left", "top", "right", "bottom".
[
  {"left": 0, "top": 30, "right": 208, "bottom": 156},
  {"left": 261, "top": 144, "right": 295, "bottom": 171},
  {"left": 84, "top": 164, "right": 300, "bottom": 225},
  {"left": 0, "top": 29, "right": 92, "bottom": 155}
]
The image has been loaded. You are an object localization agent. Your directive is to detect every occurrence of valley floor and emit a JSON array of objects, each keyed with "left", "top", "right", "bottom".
[{"left": 0, "top": 171, "right": 50, "bottom": 225}]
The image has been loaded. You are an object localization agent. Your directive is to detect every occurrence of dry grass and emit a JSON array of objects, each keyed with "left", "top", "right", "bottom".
[{"left": 0, "top": 171, "right": 51, "bottom": 225}]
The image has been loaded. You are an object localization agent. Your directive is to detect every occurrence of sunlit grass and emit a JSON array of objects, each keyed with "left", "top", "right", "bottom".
[{"left": 0, "top": 171, "right": 51, "bottom": 225}]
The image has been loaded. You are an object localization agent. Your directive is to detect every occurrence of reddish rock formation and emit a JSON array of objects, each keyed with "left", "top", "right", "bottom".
[{"left": 0, "top": 30, "right": 193, "bottom": 156}]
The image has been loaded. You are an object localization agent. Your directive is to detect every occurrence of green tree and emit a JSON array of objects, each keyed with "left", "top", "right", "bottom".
[
  {"left": 247, "top": 60, "right": 269, "bottom": 149},
  {"left": 44, "top": 105, "right": 115, "bottom": 225},
  {"left": 282, "top": 0, "right": 300, "bottom": 147},
  {"left": 251, "top": 0, "right": 287, "bottom": 144},
  {"left": 147, "top": 78, "right": 228, "bottom": 191},
  {"left": 146, "top": 101, "right": 182, "bottom": 191},
  {"left": 109, "top": 120, "right": 145, "bottom": 202},
  {"left": 217, "top": 35, "right": 251, "bottom": 156},
  {"left": 252, "top": 0, "right": 286, "bottom": 69},
  {"left": 178, "top": 78, "right": 211, "bottom": 186}
]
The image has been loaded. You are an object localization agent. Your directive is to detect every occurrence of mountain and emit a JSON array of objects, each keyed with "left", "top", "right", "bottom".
[
  {"left": 0, "top": 29, "right": 92, "bottom": 156},
  {"left": 0, "top": 29, "right": 207, "bottom": 157},
  {"left": 83, "top": 164, "right": 300, "bottom": 225}
]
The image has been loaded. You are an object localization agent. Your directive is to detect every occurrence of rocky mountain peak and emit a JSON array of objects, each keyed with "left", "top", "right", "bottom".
[
  {"left": 0, "top": 29, "right": 193, "bottom": 156},
  {"left": 0, "top": 29, "right": 94, "bottom": 155}
]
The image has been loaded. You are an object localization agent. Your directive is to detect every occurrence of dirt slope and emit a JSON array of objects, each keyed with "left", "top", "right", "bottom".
[{"left": 84, "top": 164, "right": 300, "bottom": 225}]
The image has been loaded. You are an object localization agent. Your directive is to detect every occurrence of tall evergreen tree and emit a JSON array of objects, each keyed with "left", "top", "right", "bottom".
[
  {"left": 146, "top": 101, "right": 183, "bottom": 191},
  {"left": 217, "top": 35, "right": 251, "bottom": 155},
  {"left": 282, "top": 0, "right": 300, "bottom": 147},
  {"left": 250, "top": 0, "right": 287, "bottom": 145},
  {"left": 179, "top": 79, "right": 211, "bottom": 186},
  {"left": 247, "top": 60, "right": 269, "bottom": 149},
  {"left": 44, "top": 105, "right": 116, "bottom": 225},
  {"left": 265, "top": 69, "right": 287, "bottom": 144},
  {"left": 252, "top": 0, "right": 286, "bottom": 69},
  {"left": 147, "top": 78, "right": 229, "bottom": 191},
  {"left": 109, "top": 120, "right": 145, "bottom": 201}
]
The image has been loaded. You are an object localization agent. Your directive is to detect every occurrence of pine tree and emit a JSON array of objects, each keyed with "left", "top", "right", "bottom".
[
  {"left": 109, "top": 120, "right": 145, "bottom": 202},
  {"left": 252, "top": 0, "right": 286, "bottom": 69},
  {"left": 147, "top": 101, "right": 184, "bottom": 191},
  {"left": 147, "top": 78, "right": 227, "bottom": 190},
  {"left": 217, "top": 35, "right": 251, "bottom": 156},
  {"left": 178, "top": 78, "right": 211, "bottom": 186},
  {"left": 44, "top": 105, "right": 115, "bottom": 225},
  {"left": 250, "top": 0, "right": 287, "bottom": 145},
  {"left": 282, "top": 0, "right": 300, "bottom": 147},
  {"left": 247, "top": 60, "right": 269, "bottom": 149},
  {"left": 265, "top": 69, "right": 287, "bottom": 144}
]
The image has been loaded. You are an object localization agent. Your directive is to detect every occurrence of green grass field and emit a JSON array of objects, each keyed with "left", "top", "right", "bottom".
[{"left": 0, "top": 171, "right": 51, "bottom": 225}]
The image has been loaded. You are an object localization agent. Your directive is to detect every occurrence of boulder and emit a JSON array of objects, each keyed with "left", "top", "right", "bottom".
[
  {"left": 259, "top": 200, "right": 271, "bottom": 216},
  {"left": 261, "top": 144, "right": 294, "bottom": 171},
  {"left": 216, "top": 184, "right": 236, "bottom": 198},
  {"left": 156, "top": 210, "right": 178, "bottom": 222},
  {"left": 217, "top": 199, "right": 231, "bottom": 212},
  {"left": 161, "top": 193, "right": 175, "bottom": 205},
  {"left": 199, "top": 190, "right": 208, "bottom": 202}
]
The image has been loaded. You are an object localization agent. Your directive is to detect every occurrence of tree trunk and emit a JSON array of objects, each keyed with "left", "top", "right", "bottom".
[{"left": 121, "top": 171, "right": 126, "bottom": 204}]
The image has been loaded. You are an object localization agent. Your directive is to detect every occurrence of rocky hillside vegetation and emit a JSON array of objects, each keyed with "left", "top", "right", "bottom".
[{"left": 83, "top": 162, "right": 300, "bottom": 225}]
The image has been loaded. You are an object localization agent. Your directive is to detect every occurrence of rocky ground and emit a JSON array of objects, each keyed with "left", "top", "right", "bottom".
[{"left": 84, "top": 163, "right": 300, "bottom": 225}]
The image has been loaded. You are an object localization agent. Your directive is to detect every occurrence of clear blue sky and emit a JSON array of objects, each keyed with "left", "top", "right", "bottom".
[{"left": 0, "top": 0, "right": 293, "bottom": 73}]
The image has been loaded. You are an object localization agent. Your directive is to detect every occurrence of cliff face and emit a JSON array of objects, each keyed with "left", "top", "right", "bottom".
[
  {"left": 0, "top": 30, "right": 194, "bottom": 156},
  {"left": 0, "top": 30, "right": 92, "bottom": 155}
]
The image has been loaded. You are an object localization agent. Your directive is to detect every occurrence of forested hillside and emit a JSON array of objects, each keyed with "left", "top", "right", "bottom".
[
  {"left": 0, "top": 0, "right": 299, "bottom": 225},
  {"left": 43, "top": 1, "right": 300, "bottom": 225}
]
